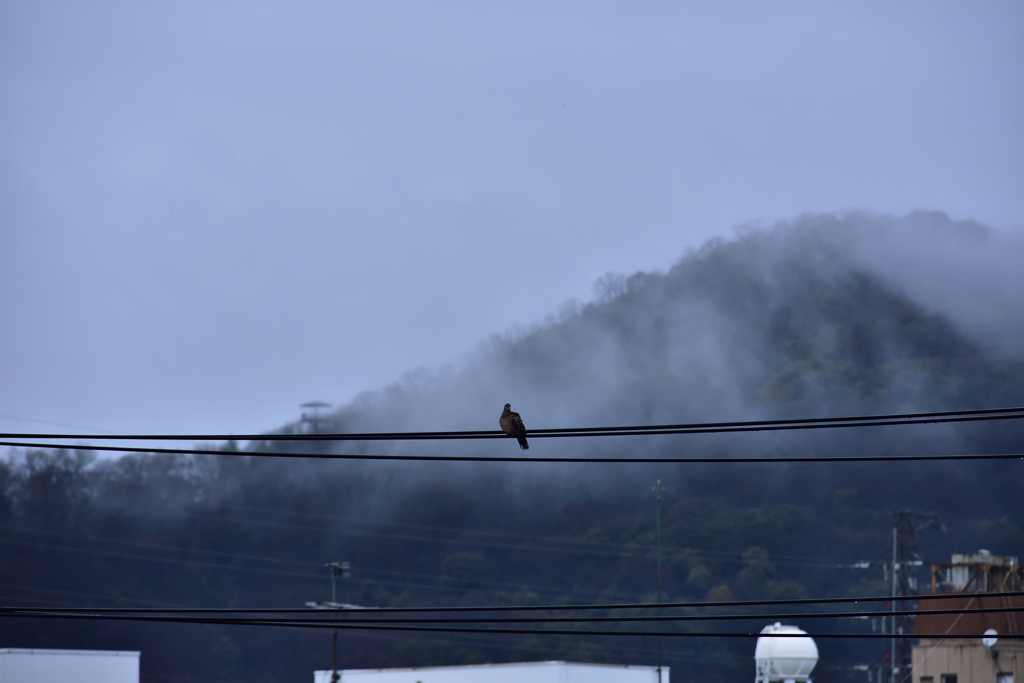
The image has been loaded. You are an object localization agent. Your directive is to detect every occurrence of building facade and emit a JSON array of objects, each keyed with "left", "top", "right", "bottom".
[
  {"left": 911, "top": 551, "right": 1023, "bottom": 683},
  {"left": 911, "top": 637, "right": 1021, "bottom": 683}
]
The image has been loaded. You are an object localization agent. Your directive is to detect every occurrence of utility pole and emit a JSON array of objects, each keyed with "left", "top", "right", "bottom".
[
  {"left": 653, "top": 480, "right": 665, "bottom": 683},
  {"left": 849, "top": 511, "right": 941, "bottom": 683},
  {"left": 329, "top": 562, "right": 351, "bottom": 683},
  {"left": 887, "top": 512, "right": 940, "bottom": 683},
  {"left": 329, "top": 562, "right": 351, "bottom": 605},
  {"left": 306, "top": 562, "right": 352, "bottom": 683},
  {"left": 890, "top": 525, "right": 897, "bottom": 683}
]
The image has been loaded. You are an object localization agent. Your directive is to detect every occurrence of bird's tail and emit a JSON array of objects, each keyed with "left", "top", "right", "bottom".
[{"left": 517, "top": 435, "right": 529, "bottom": 450}]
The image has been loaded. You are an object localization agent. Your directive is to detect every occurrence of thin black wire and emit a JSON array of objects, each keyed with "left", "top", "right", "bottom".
[
  {"left": 3, "top": 440, "right": 1022, "bottom": 463},
  {"left": 2, "top": 406, "right": 1022, "bottom": 442},
  {"left": 2, "top": 610, "right": 1022, "bottom": 640},
  {"left": 288, "top": 605, "right": 1024, "bottom": 625},
  {"left": 4, "top": 606, "right": 1020, "bottom": 625},
  {"left": 210, "top": 502, "right": 854, "bottom": 567},
  {"left": 7, "top": 590, "right": 1022, "bottom": 614}
]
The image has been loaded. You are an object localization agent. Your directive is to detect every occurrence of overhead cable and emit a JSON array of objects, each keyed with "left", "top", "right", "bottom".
[
  {"left": 2, "top": 406, "right": 1022, "bottom": 443},
  {"left": 5, "top": 605, "right": 1022, "bottom": 624},
  {"left": 2, "top": 609, "right": 1022, "bottom": 640},
  {"left": 6, "top": 590, "right": 1022, "bottom": 614},
  {"left": 3, "top": 440, "right": 1022, "bottom": 464}
]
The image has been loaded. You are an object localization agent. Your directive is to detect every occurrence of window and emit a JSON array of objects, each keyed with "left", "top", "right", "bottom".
[
  {"left": 920, "top": 678, "right": 933, "bottom": 683},
  {"left": 941, "top": 675, "right": 957, "bottom": 683},
  {"left": 997, "top": 675, "right": 1013, "bottom": 683}
]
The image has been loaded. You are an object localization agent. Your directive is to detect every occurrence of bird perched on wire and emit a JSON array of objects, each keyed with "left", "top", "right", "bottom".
[{"left": 499, "top": 403, "right": 529, "bottom": 450}]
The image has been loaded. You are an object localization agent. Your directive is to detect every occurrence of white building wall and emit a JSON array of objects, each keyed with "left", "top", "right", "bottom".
[
  {"left": 0, "top": 649, "right": 139, "bottom": 683},
  {"left": 314, "top": 660, "right": 667, "bottom": 683}
]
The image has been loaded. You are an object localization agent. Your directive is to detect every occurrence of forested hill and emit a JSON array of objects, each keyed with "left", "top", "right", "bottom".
[
  {"left": 319, "top": 210, "right": 1024, "bottom": 438},
  {"left": 3, "top": 211, "right": 1024, "bottom": 683}
]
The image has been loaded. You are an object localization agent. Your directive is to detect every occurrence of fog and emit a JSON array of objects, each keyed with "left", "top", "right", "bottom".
[
  {"left": 312, "top": 212, "right": 1023, "bottom": 434},
  {"left": 2, "top": 2, "right": 1022, "bottom": 435},
  {"left": 209, "top": 211, "right": 1024, "bottom": 516}
]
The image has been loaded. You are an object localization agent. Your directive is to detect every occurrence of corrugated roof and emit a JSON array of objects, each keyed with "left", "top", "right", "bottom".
[{"left": 913, "top": 594, "right": 1024, "bottom": 637}]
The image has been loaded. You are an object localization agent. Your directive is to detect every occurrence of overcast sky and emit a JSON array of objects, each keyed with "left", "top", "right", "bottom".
[{"left": 1, "top": 1, "right": 1022, "bottom": 436}]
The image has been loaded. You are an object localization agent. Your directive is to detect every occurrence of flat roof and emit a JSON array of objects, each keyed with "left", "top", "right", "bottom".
[
  {"left": 0, "top": 649, "right": 140, "bottom": 657},
  {"left": 335, "top": 660, "right": 661, "bottom": 673}
]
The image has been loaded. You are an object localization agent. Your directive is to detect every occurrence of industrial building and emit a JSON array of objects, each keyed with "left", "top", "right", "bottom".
[
  {"left": 912, "top": 551, "right": 1024, "bottom": 683},
  {"left": 313, "top": 660, "right": 668, "bottom": 683},
  {"left": 0, "top": 648, "right": 139, "bottom": 683}
]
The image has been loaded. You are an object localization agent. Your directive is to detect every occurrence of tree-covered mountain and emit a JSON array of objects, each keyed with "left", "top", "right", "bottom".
[{"left": 3, "top": 212, "right": 1023, "bottom": 683}]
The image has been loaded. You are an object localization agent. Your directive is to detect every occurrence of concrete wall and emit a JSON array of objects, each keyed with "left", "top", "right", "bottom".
[
  {"left": 912, "top": 639, "right": 1023, "bottom": 683},
  {"left": 0, "top": 649, "right": 139, "bottom": 683}
]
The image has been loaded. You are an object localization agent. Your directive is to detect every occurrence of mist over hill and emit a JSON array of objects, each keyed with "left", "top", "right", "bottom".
[
  {"left": 271, "top": 210, "right": 1024, "bottom": 511},
  {"left": 319, "top": 211, "right": 1022, "bottom": 430},
  {"left": 3, "top": 211, "right": 1023, "bottom": 683}
]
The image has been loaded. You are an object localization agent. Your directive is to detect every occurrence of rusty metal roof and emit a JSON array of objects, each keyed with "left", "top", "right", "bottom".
[{"left": 913, "top": 594, "right": 1024, "bottom": 637}]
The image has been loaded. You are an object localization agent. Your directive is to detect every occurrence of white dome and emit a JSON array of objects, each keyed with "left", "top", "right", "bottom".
[{"left": 754, "top": 623, "right": 819, "bottom": 682}]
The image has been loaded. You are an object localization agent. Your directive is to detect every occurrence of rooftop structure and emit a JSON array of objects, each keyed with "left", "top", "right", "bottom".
[{"left": 928, "top": 550, "right": 1023, "bottom": 594}]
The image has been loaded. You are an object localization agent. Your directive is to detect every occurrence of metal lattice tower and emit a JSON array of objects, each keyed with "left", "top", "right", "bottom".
[
  {"left": 301, "top": 401, "right": 332, "bottom": 434},
  {"left": 886, "top": 511, "right": 941, "bottom": 683}
]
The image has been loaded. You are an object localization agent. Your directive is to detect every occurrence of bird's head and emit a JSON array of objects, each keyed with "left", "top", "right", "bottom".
[{"left": 503, "top": 403, "right": 511, "bottom": 410}]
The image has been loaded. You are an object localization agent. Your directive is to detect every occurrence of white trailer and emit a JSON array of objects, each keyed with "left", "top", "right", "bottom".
[
  {"left": 315, "top": 660, "right": 668, "bottom": 683},
  {"left": 0, "top": 648, "right": 139, "bottom": 683}
]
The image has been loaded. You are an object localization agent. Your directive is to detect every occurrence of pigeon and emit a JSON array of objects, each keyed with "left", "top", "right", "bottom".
[{"left": 499, "top": 403, "right": 529, "bottom": 450}]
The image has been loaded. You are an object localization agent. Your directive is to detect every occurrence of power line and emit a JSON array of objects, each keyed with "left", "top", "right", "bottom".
[
  {"left": 0, "top": 506, "right": 904, "bottom": 572},
  {"left": 209, "top": 502, "right": 854, "bottom": 568},
  {"left": 272, "top": 605, "right": 1024, "bottom": 625},
  {"left": 0, "top": 532, "right": 647, "bottom": 602},
  {"left": 0, "top": 534, "right": 647, "bottom": 604},
  {"left": 0, "top": 581, "right": 181, "bottom": 608},
  {"left": 6, "top": 525, "right": 1020, "bottom": 610},
  {"left": 6, "top": 590, "right": 1022, "bottom": 614},
  {"left": 4, "top": 527, "right": 325, "bottom": 570},
  {"left": 5, "top": 605, "right": 1021, "bottom": 624},
  {"left": 308, "top": 623, "right": 753, "bottom": 669},
  {"left": 2, "top": 406, "right": 1022, "bottom": 443},
  {"left": 0, "top": 412, "right": 119, "bottom": 433},
  {"left": 0, "top": 590, "right": 774, "bottom": 668},
  {"left": 0, "top": 537, "right": 324, "bottom": 581},
  {"left": 3, "top": 440, "right": 1022, "bottom": 463},
  {"left": 2, "top": 609, "right": 1023, "bottom": 640}
]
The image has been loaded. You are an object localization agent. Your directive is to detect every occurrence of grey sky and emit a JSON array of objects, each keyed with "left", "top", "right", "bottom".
[{"left": 1, "top": 2, "right": 1022, "bottom": 435}]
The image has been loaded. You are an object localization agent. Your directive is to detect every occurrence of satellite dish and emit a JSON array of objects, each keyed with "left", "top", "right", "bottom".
[{"left": 983, "top": 628, "right": 998, "bottom": 648}]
